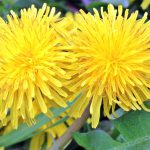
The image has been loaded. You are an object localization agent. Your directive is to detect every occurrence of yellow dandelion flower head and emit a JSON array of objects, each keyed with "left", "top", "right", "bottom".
[
  {"left": 67, "top": 4, "right": 150, "bottom": 128},
  {"left": 0, "top": 3, "right": 72, "bottom": 129}
]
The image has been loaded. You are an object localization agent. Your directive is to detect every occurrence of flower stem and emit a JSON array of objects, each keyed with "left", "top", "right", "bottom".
[{"left": 50, "top": 104, "right": 90, "bottom": 150}]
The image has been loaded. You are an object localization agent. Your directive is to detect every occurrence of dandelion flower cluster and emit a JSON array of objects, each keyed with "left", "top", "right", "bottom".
[
  {"left": 0, "top": 4, "right": 74, "bottom": 129},
  {"left": 67, "top": 4, "right": 150, "bottom": 128},
  {"left": 0, "top": 2, "right": 150, "bottom": 131}
]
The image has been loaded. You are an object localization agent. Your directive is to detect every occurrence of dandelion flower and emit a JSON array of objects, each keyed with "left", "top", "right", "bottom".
[
  {"left": 67, "top": 4, "right": 150, "bottom": 128},
  {"left": 0, "top": 4, "right": 73, "bottom": 129}
]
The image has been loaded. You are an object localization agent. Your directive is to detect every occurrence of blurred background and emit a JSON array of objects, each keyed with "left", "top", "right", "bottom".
[{"left": 0, "top": 0, "right": 149, "bottom": 19}]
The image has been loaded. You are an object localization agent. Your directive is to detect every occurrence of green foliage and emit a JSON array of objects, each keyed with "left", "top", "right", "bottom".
[
  {"left": 74, "top": 130, "right": 121, "bottom": 150},
  {"left": 0, "top": 0, "right": 68, "bottom": 19},
  {"left": 0, "top": 98, "right": 77, "bottom": 148},
  {"left": 0, "top": 1, "right": 149, "bottom": 150},
  {"left": 0, "top": 0, "right": 148, "bottom": 19},
  {"left": 73, "top": 102, "right": 150, "bottom": 150}
]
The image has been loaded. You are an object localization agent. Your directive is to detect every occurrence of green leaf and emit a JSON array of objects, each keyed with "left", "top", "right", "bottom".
[
  {"left": 112, "top": 102, "right": 150, "bottom": 150},
  {"left": 73, "top": 130, "right": 122, "bottom": 150},
  {"left": 0, "top": 95, "right": 80, "bottom": 147},
  {"left": 73, "top": 102, "right": 150, "bottom": 150}
]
